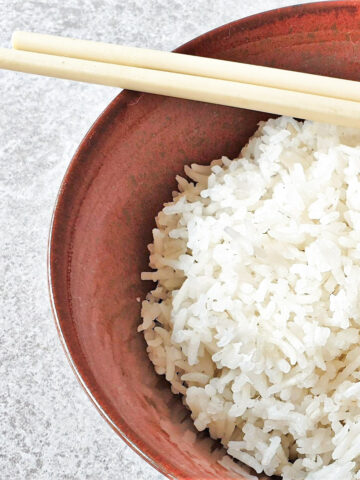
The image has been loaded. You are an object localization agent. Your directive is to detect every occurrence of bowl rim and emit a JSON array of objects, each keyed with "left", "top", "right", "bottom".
[{"left": 48, "top": 1, "right": 355, "bottom": 478}]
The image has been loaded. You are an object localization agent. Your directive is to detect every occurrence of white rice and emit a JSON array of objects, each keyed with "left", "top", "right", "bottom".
[{"left": 139, "top": 116, "right": 360, "bottom": 479}]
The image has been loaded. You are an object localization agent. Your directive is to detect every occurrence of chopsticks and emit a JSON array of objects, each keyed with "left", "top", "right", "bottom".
[
  {"left": 12, "top": 32, "right": 360, "bottom": 103},
  {"left": 0, "top": 30, "right": 359, "bottom": 128}
]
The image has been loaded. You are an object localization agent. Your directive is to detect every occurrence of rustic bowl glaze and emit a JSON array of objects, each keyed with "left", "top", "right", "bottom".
[{"left": 49, "top": 2, "right": 360, "bottom": 479}]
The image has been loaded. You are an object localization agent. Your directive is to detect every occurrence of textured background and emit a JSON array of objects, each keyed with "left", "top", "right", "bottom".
[{"left": 1, "top": 1, "right": 323, "bottom": 479}]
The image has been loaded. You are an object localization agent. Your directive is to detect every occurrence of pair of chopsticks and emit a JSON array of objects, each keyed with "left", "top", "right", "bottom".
[{"left": 1, "top": 31, "right": 360, "bottom": 127}]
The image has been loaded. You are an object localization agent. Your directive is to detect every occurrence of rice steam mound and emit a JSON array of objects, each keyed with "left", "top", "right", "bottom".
[{"left": 140, "top": 117, "right": 360, "bottom": 480}]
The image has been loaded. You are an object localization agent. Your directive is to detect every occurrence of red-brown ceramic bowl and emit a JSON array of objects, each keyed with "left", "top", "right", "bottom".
[{"left": 49, "top": 2, "right": 360, "bottom": 479}]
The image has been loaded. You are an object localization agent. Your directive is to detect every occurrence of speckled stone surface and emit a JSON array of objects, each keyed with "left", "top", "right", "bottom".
[{"left": 1, "top": 1, "right": 322, "bottom": 479}]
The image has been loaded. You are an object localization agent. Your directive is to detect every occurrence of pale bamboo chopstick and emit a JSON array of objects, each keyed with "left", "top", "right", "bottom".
[
  {"left": 12, "top": 31, "right": 360, "bottom": 102},
  {"left": 1, "top": 46, "right": 360, "bottom": 128}
]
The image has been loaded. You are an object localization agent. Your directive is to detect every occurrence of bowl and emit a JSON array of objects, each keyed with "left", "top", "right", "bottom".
[{"left": 49, "top": 2, "right": 360, "bottom": 479}]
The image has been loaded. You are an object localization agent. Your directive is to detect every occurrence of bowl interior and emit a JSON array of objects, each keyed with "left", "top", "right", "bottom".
[{"left": 50, "top": 2, "right": 360, "bottom": 479}]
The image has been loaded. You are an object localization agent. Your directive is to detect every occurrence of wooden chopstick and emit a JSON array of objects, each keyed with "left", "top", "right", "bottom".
[
  {"left": 12, "top": 31, "right": 360, "bottom": 103},
  {"left": 1, "top": 45, "right": 360, "bottom": 128}
]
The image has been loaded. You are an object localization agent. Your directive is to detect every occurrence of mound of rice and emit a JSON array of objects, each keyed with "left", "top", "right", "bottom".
[{"left": 139, "top": 117, "right": 360, "bottom": 479}]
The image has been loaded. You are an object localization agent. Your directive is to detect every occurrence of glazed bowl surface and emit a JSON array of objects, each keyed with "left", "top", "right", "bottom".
[{"left": 49, "top": 2, "right": 360, "bottom": 479}]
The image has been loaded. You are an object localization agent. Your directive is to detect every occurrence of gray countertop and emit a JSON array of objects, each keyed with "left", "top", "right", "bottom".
[{"left": 1, "top": 1, "right": 321, "bottom": 478}]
